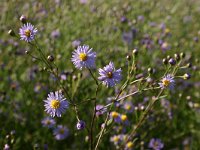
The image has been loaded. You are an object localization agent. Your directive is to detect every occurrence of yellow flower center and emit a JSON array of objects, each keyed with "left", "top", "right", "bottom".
[
  {"left": 46, "top": 120, "right": 51, "bottom": 125},
  {"left": 25, "top": 29, "right": 31, "bottom": 37},
  {"left": 113, "top": 136, "right": 120, "bottom": 142},
  {"left": 50, "top": 99, "right": 60, "bottom": 109},
  {"left": 121, "top": 114, "right": 127, "bottom": 121},
  {"left": 126, "top": 141, "right": 133, "bottom": 148},
  {"left": 107, "top": 72, "right": 113, "bottom": 78},
  {"left": 125, "top": 104, "right": 131, "bottom": 110},
  {"left": 162, "top": 79, "right": 170, "bottom": 87},
  {"left": 111, "top": 111, "right": 119, "bottom": 118},
  {"left": 59, "top": 129, "right": 65, "bottom": 134},
  {"left": 79, "top": 53, "right": 87, "bottom": 61}
]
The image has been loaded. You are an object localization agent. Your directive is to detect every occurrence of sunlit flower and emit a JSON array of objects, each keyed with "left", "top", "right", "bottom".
[
  {"left": 159, "top": 74, "right": 175, "bottom": 89},
  {"left": 71, "top": 45, "right": 96, "bottom": 70},
  {"left": 19, "top": 23, "right": 37, "bottom": 42},
  {"left": 148, "top": 138, "right": 164, "bottom": 150},
  {"left": 53, "top": 125, "right": 69, "bottom": 140},
  {"left": 41, "top": 117, "right": 56, "bottom": 128},
  {"left": 44, "top": 91, "right": 69, "bottom": 117},
  {"left": 98, "top": 62, "right": 122, "bottom": 87}
]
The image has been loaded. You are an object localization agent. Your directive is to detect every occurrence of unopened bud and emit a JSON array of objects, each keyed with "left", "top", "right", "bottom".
[
  {"left": 8, "top": 29, "right": 16, "bottom": 37},
  {"left": 20, "top": 15, "right": 27, "bottom": 24},
  {"left": 147, "top": 68, "right": 153, "bottom": 74},
  {"left": 132, "top": 49, "right": 138, "bottom": 56},
  {"left": 183, "top": 73, "right": 191, "bottom": 80},
  {"left": 162, "top": 58, "right": 168, "bottom": 65},
  {"left": 180, "top": 52, "right": 185, "bottom": 59},
  {"left": 169, "top": 58, "right": 176, "bottom": 65},
  {"left": 174, "top": 53, "right": 180, "bottom": 61},
  {"left": 47, "top": 55, "right": 54, "bottom": 62}
]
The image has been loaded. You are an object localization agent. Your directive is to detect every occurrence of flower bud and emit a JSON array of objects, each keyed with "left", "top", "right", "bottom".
[
  {"left": 147, "top": 67, "right": 153, "bottom": 74},
  {"left": 25, "top": 50, "right": 30, "bottom": 54},
  {"left": 167, "top": 55, "right": 171, "bottom": 60},
  {"left": 126, "top": 55, "right": 131, "bottom": 61},
  {"left": 162, "top": 58, "right": 168, "bottom": 65},
  {"left": 174, "top": 53, "right": 180, "bottom": 61},
  {"left": 8, "top": 29, "right": 16, "bottom": 37},
  {"left": 20, "top": 15, "right": 27, "bottom": 24},
  {"left": 47, "top": 55, "right": 54, "bottom": 62},
  {"left": 186, "top": 63, "right": 192, "bottom": 68},
  {"left": 183, "top": 73, "right": 191, "bottom": 80},
  {"left": 180, "top": 52, "right": 185, "bottom": 59},
  {"left": 132, "top": 49, "right": 138, "bottom": 56},
  {"left": 76, "top": 120, "right": 86, "bottom": 130},
  {"left": 168, "top": 58, "right": 176, "bottom": 65}
]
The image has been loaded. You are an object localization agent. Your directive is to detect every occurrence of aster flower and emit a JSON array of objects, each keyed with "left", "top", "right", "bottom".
[
  {"left": 98, "top": 62, "right": 122, "bottom": 87},
  {"left": 148, "top": 138, "right": 164, "bottom": 150},
  {"left": 123, "top": 102, "right": 134, "bottom": 113},
  {"left": 44, "top": 91, "right": 69, "bottom": 117},
  {"left": 19, "top": 23, "right": 37, "bottom": 42},
  {"left": 96, "top": 104, "right": 106, "bottom": 116},
  {"left": 71, "top": 45, "right": 96, "bottom": 70},
  {"left": 159, "top": 74, "right": 175, "bottom": 89},
  {"left": 53, "top": 125, "right": 69, "bottom": 140},
  {"left": 110, "top": 111, "right": 121, "bottom": 123},
  {"left": 41, "top": 117, "right": 56, "bottom": 128}
]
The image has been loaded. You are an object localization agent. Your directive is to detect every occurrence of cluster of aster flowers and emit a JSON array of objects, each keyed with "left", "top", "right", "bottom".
[
  {"left": 10, "top": 20, "right": 193, "bottom": 150},
  {"left": 71, "top": 45, "right": 122, "bottom": 87}
]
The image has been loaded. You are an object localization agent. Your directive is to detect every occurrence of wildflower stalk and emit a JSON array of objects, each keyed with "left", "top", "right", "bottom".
[
  {"left": 88, "top": 68, "right": 99, "bottom": 150},
  {"left": 123, "top": 89, "right": 164, "bottom": 147},
  {"left": 95, "top": 80, "right": 129, "bottom": 150}
]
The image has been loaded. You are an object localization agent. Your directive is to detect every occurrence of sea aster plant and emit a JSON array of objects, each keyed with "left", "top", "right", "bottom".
[
  {"left": 44, "top": 91, "right": 69, "bottom": 117},
  {"left": 53, "top": 125, "right": 69, "bottom": 140},
  {"left": 19, "top": 23, "right": 37, "bottom": 42},
  {"left": 98, "top": 62, "right": 122, "bottom": 87},
  {"left": 148, "top": 138, "right": 164, "bottom": 150},
  {"left": 159, "top": 74, "right": 175, "bottom": 89},
  {"left": 71, "top": 45, "right": 96, "bottom": 70}
]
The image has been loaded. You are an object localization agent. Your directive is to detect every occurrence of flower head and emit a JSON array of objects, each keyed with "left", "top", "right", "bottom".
[
  {"left": 159, "top": 74, "right": 175, "bottom": 89},
  {"left": 98, "top": 62, "right": 122, "bottom": 87},
  {"left": 44, "top": 91, "right": 69, "bottom": 117},
  {"left": 148, "top": 138, "right": 164, "bottom": 150},
  {"left": 53, "top": 125, "right": 69, "bottom": 140},
  {"left": 71, "top": 45, "right": 96, "bottom": 70},
  {"left": 96, "top": 104, "right": 106, "bottom": 116},
  {"left": 19, "top": 23, "right": 37, "bottom": 42},
  {"left": 125, "top": 141, "right": 134, "bottom": 150},
  {"left": 41, "top": 117, "right": 56, "bottom": 128}
]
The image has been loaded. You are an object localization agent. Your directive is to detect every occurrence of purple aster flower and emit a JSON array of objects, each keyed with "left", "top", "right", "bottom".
[
  {"left": 19, "top": 23, "right": 37, "bottom": 42},
  {"left": 44, "top": 91, "right": 69, "bottom": 117},
  {"left": 41, "top": 117, "right": 56, "bottom": 128},
  {"left": 76, "top": 120, "right": 86, "bottom": 130},
  {"left": 123, "top": 101, "right": 134, "bottom": 113},
  {"left": 98, "top": 62, "right": 122, "bottom": 87},
  {"left": 53, "top": 125, "right": 69, "bottom": 140},
  {"left": 148, "top": 138, "right": 164, "bottom": 150},
  {"left": 159, "top": 74, "right": 175, "bottom": 89},
  {"left": 110, "top": 111, "right": 121, "bottom": 123},
  {"left": 96, "top": 104, "right": 106, "bottom": 116},
  {"left": 71, "top": 45, "right": 96, "bottom": 70},
  {"left": 72, "top": 40, "right": 81, "bottom": 48}
]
